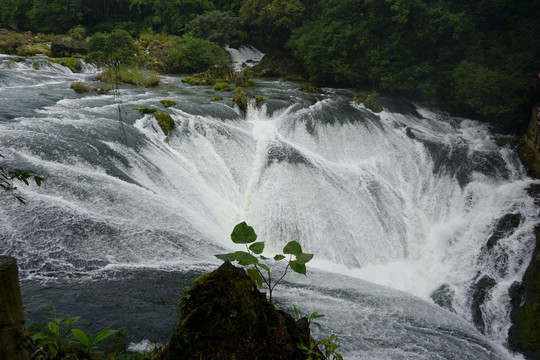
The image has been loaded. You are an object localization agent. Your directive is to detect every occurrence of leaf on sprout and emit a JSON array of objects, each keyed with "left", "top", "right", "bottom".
[
  {"left": 259, "top": 255, "right": 269, "bottom": 260},
  {"left": 283, "top": 241, "right": 302, "bottom": 256},
  {"left": 234, "top": 251, "right": 259, "bottom": 266},
  {"left": 71, "top": 329, "right": 89, "bottom": 347},
  {"left": 247, "top": 268, "right": 263, "bottom": 287},
  {"left": 231, "top": 221, "right": 257, "bottom": 244},
  {"left": 249, "top": 241, "right": 265, "bottom": 254},
  {"left": 215, "top": 253, "right": 236, "bottom": 262},
  {"left": 289, "top": 260, "right": 306, "bottom": 275},
  {"left": 259, "top": 263, "right": 270, "bottom": 272},
  {"left": 295, "top": 252, "right": 313, "bottom": 264},
  {"left": 274, "top": 254, "right": 286, "bottom": 261}
]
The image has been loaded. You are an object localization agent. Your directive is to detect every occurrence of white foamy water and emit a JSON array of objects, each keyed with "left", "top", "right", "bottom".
[{"left": 0, "top": 59, "right": 536, "bottom": 359}]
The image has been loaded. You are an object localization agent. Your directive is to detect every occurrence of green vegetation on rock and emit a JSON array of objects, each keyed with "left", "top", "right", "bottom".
[
  {"left": 253, "top": 94, "right": 263, "bottom": 104},
  {"left": 160, "top": 100, "right": 176, "bottom": 107},
  {"left": 154, "top": 110, "right": 175, "bottom": 135},
  {"left": 211, "top": 96, "right": 223, "bottom": 101},
  {"left": 233, "top": 88, "right": 247, "bottom": 112},
  {"left": 299, "top": 84, "right": 322, "bottom": 94},
  {"left": 47, "top": 57, "right": 80, "bottom": 73},
  {"left": 213, "top": 80, "right": 232, "bottom": 92}
]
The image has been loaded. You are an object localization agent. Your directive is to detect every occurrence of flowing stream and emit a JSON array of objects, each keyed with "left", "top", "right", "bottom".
[{"left": 0, "top": 56, "right": 538, "bottom": 359}]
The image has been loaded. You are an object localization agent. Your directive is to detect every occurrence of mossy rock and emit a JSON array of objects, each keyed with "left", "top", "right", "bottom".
[
  {"left": 160, "top": 100, "right": 176, "bottom": 107},
  {"left": 254, "top": 95, "right": 264, "bottom": 105},
  {"left": 47, "top": 57, "right": 80, "bottom": 73},
  {"left": 364, "top": 96, "right": 383, "bottom": 113},
  {"left": 299, "top": 84, "right": 323, "bottom": 94},
  {"left": 154, "top": 110, "right": 175, "bottom": 135},
  {"left": 134, "top": 107, "right": 158, "bottom": 114},
  {"left": 213, "top": 81, "right": 232, "bottom": 92},
  {"left": 211, "top": 96, "right": 223, "bottom": 102},
  {"left": 161, "top": 261, "right": 315, "bottom": 360},
  {"left": 70, "top": 81, "right": 93, "bottom": 93},
  {"left": 233, "top": 90, "right": 247, "bottom": 112},
  {"left": 518, "top": 137, "right": 540, "bottom": 179}
]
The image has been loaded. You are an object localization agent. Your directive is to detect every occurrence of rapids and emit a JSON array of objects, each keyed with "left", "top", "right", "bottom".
[{"left": 0, "top": 56, "right": 537, "bottom": 359}]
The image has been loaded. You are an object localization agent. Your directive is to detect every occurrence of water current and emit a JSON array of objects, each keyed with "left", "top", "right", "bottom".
[{"left": 0, "top": 55, "right": 538, "bottom": 359}]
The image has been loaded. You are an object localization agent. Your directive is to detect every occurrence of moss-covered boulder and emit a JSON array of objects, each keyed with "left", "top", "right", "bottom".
[
  {"left": 211, "top": 96, "right": 223, "bottom": 102},
  {"left": 160, "top": 100, "right": 176, "bottom": 107},
  {"left": 299, "top": 84, "right": 322, "bottom": 94},
  {"left": 161, "top": 261, "right": 315, "bottom": 360},
  {"left": 213, "top": 80, "right": 232, "bottom": 92},
  {"left": 233, "top": 89, "right": 247, "bottom": 112},
  {"left": 134, "top": 107, "right": 158, "bottom": 114},
  {"left": 354, "top": 91, "right": 383, "bottom": 113},
  {"left": 154, "top": 111, "right": 175, "bottom": 135},
  {"left": 47, "top": 57, "right": 81, "bottom": 73},
  {"left": 509, "top": 227, "right": 540, "bottom": 359},
  {"left": 254, "top": 94, "right": 264, "bottom": 105}
]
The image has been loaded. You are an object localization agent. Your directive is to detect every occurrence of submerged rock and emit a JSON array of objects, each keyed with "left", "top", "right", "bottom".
[
  {"left": 160, "top": 261, "right": 316, "bottom": 360},
  {"left": 486, "top": 213, "right": 522, "bottom": 249},
  {"left": 470, "top": 275, "right": 496, "bottom": 333},
  {"left": 430, "top": 284, "right": 455, "bottom": 312}
]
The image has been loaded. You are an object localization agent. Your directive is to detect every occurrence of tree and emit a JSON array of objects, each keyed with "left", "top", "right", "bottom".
[
  {"left": 185, "top": 10, "right": 246, "bottom": 46},
  {"left": 166, "top": 34, "right": 229, "bottom": 73},
  {"left": 86, "top": 29, "right": 138, "bottom": 68}
]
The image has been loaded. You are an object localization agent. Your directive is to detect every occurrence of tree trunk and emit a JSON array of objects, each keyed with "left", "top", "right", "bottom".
[{"left": 0, "top": 256, "right": 32, "bottom": 360}]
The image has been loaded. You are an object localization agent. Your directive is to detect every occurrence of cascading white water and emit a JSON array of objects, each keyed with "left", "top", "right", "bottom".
[
  {"left": 225, "top": 45, "right": 265, "bottom": 72},
  {"left": 0, "top": 59, "right": 536, "bottom": 359}
]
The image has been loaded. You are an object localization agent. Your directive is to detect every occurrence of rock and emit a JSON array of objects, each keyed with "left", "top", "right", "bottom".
[
  {"left": 470, "top": 275, "right": 496, "bottom": 333},
  {"left": 405, "top": 127, "right": 416, "bottom": 139},
  {"left": 486, "top": 213, "right": 522, "bottom": 249},
  {"left": 508, "top": 227, "right": 540, "bottom": 359},
  {"left": 50, "top": 37, "right": 88, "bottom": 58},
  {"left": 160, "top": 100, "right": 176, "bottom": 108},
  {"left": 0, "top": 256, "right": 32, "bottom": 360},
  {"left": 299, "top": 84, "right": 322, "bottom": 94},
  {"left": 211, "top": 96, "right": 223, "bottom": 102},
  {"left": 153, "top": 111, "right": 175, "bottom": 135},
  {"left": 430, "top": 284, "right": 455, "bottom": 312},
  {"left": 161, "top": 261, "right": 317, "bottom": 360},
  {"left": 253, "top": 94, "right": 264, "bottom": 105},
  {"left": 233, "top": 89, "right": 247, "bottom": 112}
]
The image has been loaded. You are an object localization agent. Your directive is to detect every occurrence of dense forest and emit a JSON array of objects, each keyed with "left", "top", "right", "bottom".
[{"left": 1, "top": 0, "right": 539, "bottom": 131}]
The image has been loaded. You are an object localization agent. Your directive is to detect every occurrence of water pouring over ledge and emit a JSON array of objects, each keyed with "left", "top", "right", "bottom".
[{"left": 0, "top": 57, "right": 537, "bottom": 359}]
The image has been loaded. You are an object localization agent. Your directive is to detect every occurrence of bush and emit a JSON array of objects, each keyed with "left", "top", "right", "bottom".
[
  {"left": 68, "top": 25, "right": 85, "bottom": 40},
  {"left": 86, "top": 29, "right": 137, "bottom": 68},
  {"left": 185, "top": 10, "right": 246, "bottom": 46},
  {"left": 166, "top": 35, "right": 229, "bottom": 74}
]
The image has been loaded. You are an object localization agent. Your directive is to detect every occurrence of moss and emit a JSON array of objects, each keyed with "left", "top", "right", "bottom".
[
  {"left": 299, "top": 84, "right": 322, "bottom": 93},
  {"left": 47, "top": 57, "right": 80, "bottom": 73},
  {"left": 134, "top": 107, "right": 158, "bottom": 114},
  {"left": 233, "top": 90, "right": 247, "bottom": 112},
  {"left": 211, "top": 96, "right": 223, "bottom": 102},
  {"left": 364, "top": 96, "right": 383, "bottom": 113},
  {"left": 160, "top": 100, "right": 177, "bottom": 107},
  {"left": 70, "top": 81, "right": 93, "bottom": 93},
  {"left": 254, "top": 95, "right": 264, "bottom": 105},
  {"left": 32, "top": 60, "right": 39, "bottom": 70},
  {"left": 163, "top": 262, "right": 308, "bottom": 360},
  {"left": 213, "top": 80, "right": 232, "bottom": 92},
  {"left": 512, "top": 302, "right": 540, "bottom": 352},
  {"left": 518, "top": 137, "right": 540, "bottom": 179},
  {"left": 99, "top": 67, "right": 160, "bottom": 87},
  {"left": 154, "top": 110, "right": 175, "bottom": 135}
]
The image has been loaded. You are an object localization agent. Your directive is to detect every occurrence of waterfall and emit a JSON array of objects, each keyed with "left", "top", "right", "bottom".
[
  {"left": 224, "top": 45, "right": 265, "bottom": 72},
  {"left": 0, "top": 59, "right": 536, "bottom": 359}
]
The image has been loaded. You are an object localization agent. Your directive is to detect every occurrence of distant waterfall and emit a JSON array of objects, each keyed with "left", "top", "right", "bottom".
[{"left": 225, "top": 45, "right": 265, "bottom": 72}]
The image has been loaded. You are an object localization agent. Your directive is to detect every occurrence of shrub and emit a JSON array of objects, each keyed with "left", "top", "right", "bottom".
[
  {"left": 166, "top": 35, "right": 229, "bottom": 74},
  {"left": 68, "top": 25, "right": 86, "bottom": 40},
  {"left": 86, "top": 29, "right": 137, "bottom": 68}
]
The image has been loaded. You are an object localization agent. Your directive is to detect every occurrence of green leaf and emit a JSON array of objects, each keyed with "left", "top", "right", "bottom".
[
  {"left": 283, "top": 241, "right": 302, "bottom": 255},
  {"left": 249, "top": 241, "right": 265, "bottom": 254},
  {"left": 215, "top": 253, "right": 236, "bottom": 262},
  {"left": 274, "top": 254, "right": 286, "bottom": 261},
  {"left": 258, "top": 263, "right": 270, "bottom": 272},
  {"left": 231, "top": 221, "right": 257, "bottom": 244},
  {"left": 289, "top": 260, "right": 306, "bottom": 275},
  {"left": 71, "top": 329, "right": 89, "bottom": 347},
  {"left": 234, "top": 251, "right": 259, "bottom": 266},
  {"left": 260, "top": 255, "right": 269, "bottom": 260},
  {"left": 48, "top": 322, "right": 59, "bottom": 336},
  {"left": 31, "top": 332, "right": 48, "bottom": 341},
  {"left": 92, "top": 329, "right": 118, "bottom": 344},
  {"left": 295, "top": 253, "right": 314, "bottom": 264},
  {"left": 65, "top": 316, "right": 80, "bottom": 330},
  {"left": 247, "top": 268, "right": 263, "bottom": 287}
]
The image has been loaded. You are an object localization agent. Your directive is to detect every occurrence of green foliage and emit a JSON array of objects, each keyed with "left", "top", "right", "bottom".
[
  {"left": 31, "top": 307, "right": 118, "bottom": 359},
  {"left": 70, "top": 81, "right": 93, "bottom": 93},
  {"left": 185, "top": 10, "right": 245, "bottom": 46},
  {"left": 68, "top": 25, "right": 86, "bottom": 40},
  {"left": 160, "top": 99, "right": 177, "bottom": 107},
  {"left": 86, "top": 29, "right": 137, "bottom": 68},
  {"left": 211, "top": 96, "right": 223, "bottom": 101},
  {"left": 213, "top": 80, "right": 232, "bottom": 92},
  {"left": 166, "top": 34, "right": 229, "bottom": 73},
  {"left": 99, "top": 66, "right": 160, "bottom": 87},
  {"left": 216, "top": 221, "right": 313, "bottom": 303},
  {"left": 298, "top": 334, "right": 343, "bottom": 360},
  {"left": 0, "top": 153, "right": 43, "bottom": 204}
]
